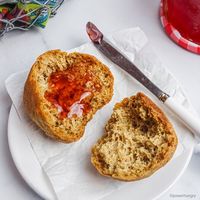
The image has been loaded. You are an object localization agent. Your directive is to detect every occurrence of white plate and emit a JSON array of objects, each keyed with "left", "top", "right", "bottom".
[
  {"left": 6, "top": 28, "right": 197, "bottom": 200},
  {"left": 8, "top": 104, "right": 196, "bottom": 200}
]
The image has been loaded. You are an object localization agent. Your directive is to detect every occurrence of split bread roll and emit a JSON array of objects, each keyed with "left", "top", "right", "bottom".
[
  {"left": 91, "top": 92, "right": 178, "bottom": 181},
  {"left": 23, "top": 50, "right": 114, "bottom": 143}
]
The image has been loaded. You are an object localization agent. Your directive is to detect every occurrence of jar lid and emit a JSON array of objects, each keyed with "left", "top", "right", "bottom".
[{"left": 160, "top": 0, "right": 200, "bottom": 54}]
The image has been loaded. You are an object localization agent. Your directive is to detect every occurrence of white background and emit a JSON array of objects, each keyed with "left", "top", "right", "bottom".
[{"left": 0, "top": 0, "right": 200, "bottom": 199}]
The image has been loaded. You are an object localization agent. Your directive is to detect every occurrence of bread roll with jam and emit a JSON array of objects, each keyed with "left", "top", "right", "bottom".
[{"left": 23, "top": 50, "right": 114, "bottom": 143}]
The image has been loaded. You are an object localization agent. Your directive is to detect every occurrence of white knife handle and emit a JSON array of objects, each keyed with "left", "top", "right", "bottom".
[{"left": 165, "top": 97, "right": 200, "bottom": 139}]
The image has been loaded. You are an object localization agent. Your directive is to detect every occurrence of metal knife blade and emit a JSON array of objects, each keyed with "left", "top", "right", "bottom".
[{"left": 86, "top": 22, "right": 169, "bottom": 102}]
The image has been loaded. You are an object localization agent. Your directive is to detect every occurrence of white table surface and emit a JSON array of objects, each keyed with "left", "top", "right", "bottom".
[{"left": 0, "top": 0, "right": 200, "bottom": 199}]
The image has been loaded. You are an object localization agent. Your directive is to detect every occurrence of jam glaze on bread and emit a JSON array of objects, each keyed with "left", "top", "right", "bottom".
[
  {"left": 23, "top": 50, "right": 114, "bottom": 143},
  {"left": 91, "top": 93, "right": 178, "bottom": 181}
]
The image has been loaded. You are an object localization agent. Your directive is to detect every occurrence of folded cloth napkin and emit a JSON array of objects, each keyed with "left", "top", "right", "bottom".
[{"left": 5, "top": 27, "right": 199, "bottom": 200}]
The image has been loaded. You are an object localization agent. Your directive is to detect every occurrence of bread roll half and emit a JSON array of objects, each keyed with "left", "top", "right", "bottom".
[
  {"left": 23, "top": 50, "right": 114, "bottom": 143},
  {"left": 91, "top": 93, "right": 177, "bottom": 181}
]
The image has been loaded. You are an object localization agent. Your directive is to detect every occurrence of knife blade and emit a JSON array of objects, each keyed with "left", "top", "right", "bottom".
[
  {"left": 86, "top": 22, "right": 200, "bottom": 138},
  {"left": 86, "top": 22, "right": 169, "bottom": 103}
]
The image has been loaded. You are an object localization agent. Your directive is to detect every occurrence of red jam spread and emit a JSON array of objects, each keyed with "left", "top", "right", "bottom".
[
  {"left": 45, "top": 66, "right": 100, "bottom": 119},
  {"left": 164, "top": 0, "right": 200, "bottom": 45}
]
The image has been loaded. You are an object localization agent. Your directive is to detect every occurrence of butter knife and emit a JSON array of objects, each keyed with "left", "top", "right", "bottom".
[{"left": 86, "top": 22, "right": 200, "bottom": 138}]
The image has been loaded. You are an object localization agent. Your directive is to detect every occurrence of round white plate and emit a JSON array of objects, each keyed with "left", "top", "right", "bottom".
[{"left": 8, "top": 105, "right": 196, "bottom": 200}]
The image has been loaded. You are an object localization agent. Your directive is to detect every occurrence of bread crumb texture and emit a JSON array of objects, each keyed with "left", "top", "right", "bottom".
[
  {"left": 23, "top": 50, "right": 114, "bottom": 143},
  {"left": 91, "top": 92, "right": 178, "bottom": 181}
]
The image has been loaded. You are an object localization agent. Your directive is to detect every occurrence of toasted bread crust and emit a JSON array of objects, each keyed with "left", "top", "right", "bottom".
[
  {"left": 23, "top": 50, "right": 114, "bottom": 143},
  {"left": 91, "top": 92, "right": 178, "bottom": 181}
]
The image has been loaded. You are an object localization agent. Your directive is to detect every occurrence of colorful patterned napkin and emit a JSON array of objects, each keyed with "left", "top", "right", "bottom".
[{"left": 0, "top": 0, "right": 64, "bottom": 37}]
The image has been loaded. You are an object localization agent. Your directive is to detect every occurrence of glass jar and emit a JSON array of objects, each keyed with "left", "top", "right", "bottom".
[{"left": 163, "top": 0, "right": 200, "bottom": 45}]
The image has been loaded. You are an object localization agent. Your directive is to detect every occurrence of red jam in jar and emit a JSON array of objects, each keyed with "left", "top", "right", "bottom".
[
  {"left": 45, "top": 65, "right": 100, "bottom": 119},
  {"left": 163, "top": 0, "right": 200, "bottom": 45}
]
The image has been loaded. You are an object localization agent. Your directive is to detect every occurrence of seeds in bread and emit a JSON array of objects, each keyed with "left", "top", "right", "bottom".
[
  {"left": 91, "top": 92, "right": 178, "bottom": 181},
  {"left": 23, "top": 50, "right": 114, "bottom": 143}
]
